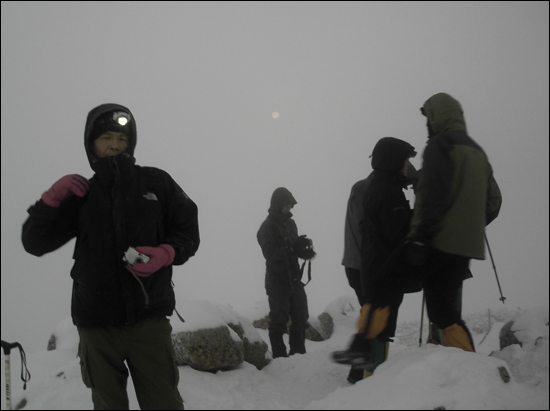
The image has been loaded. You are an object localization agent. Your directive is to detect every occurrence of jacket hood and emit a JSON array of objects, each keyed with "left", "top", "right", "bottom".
[
  {"left": 84, "top": 103, "right": 137, "bottom": 168},
  {"left": 421, "top": 93, "right": 467, "bottom": 135},
  {"left": 269, "top": 187, "right": 297, "bottom": 213},
  {"left": 371, "top": 137, "right": 416, "bottom": 172}
]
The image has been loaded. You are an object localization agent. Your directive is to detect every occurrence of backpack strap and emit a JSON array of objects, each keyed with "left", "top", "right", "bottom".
[{"left": 300, "top": 259, "right": 312, "bottom": 286}]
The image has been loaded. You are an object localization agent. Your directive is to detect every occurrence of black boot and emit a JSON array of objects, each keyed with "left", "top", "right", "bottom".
[
  {"left": 347, "top": 367, "right": 365, "bottom": 384},
  {"left": 331, "top": 333, "right": 372, "bottom": 366},
  {"left": 289, "top": 331, "right": 306, "bottom": 355},
  {"left": 269, "top": 333, "right": 288, "bottom": 358}
]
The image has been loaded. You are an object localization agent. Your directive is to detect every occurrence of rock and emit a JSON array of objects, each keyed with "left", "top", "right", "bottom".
[
  {"left": 499, "top": 320, "right": 522, "bottom": 350},
  {"left": 171, "top": 325, "right": 244, "bottom": 371},
  {"left": 252, "top": 315, "right": 270, "bottom": 330},
  {"left": 305, "top": 322, "right": 324, "bottom": 341},
  {"left": 316, "top": 312, "right": 334, "bottom": 340},
  {"left": 227, "top": 322, "right": 270, "bottom": 370},
  {"left": 498, "top": 366, "right": 510, "bottom": 383},
  {"left": 170, "top": 300, "right": 270, "bottom": 372},
  {"left": 46, "top": 317, "right": 79, "bottom": 354},
  {"left": 47, "top": 334, "right": 57, "bottom": 351}
]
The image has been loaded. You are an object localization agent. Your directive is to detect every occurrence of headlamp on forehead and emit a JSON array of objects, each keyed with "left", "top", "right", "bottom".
[{"left": 111, "top": 111, "right": 131, "bottom": 126}]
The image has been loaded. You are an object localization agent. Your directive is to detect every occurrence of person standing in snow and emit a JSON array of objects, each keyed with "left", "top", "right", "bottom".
[
  {"left": 334, "top": 137, "right": 420, "bottom": 379},
  {"left": 22, "top": 103, "right": 199, "bottom": 410},
  {"left": 341, "top": 172, "right": 371, "bottom": 383},
  {"left": 257, "top": 187, "right": 315, "bottom": 358},
  {"left": 406, "top": 92, "right": 502, "bottom": 351}
]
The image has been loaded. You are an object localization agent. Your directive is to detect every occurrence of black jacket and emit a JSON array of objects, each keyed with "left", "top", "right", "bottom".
[
  {"left": 360, "top": 138, "right": 417, "bottom": 299},
  {"left": 22, "top": 104, "right": 200, "bottom": 327}
]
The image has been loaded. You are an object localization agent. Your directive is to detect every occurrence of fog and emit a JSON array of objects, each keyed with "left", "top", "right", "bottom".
[{"left": 2, "top": 1, "right": 548, "bottom": 353}]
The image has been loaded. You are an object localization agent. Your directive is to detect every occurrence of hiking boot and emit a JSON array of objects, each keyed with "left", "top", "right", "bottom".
[
  {"left": 269, "top": 332, "right": 288, "bottom": 358},
  {"left": 346, "top": 367, "right": 365, "bottom": 384},
  {"left": 289, "top": 331, "right": 306, "bottom": 356},
  {"left": 331, "top": 349, "right": 373, "bottom": 367}
]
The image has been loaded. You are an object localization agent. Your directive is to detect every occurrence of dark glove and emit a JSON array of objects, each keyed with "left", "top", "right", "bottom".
[
  {"left": 127, "top": 244, "right": 175, "bottom": 277},
  {"left": 404, "top": 236, "right": 428, "bottom": 267},
  {"left": 403, "top": 165, "right": 420, "bottom": 192},
  {"left": 293, "top": 235, "right": 316, "bottom": 260},
  {"left": 41, "top": 174, "right": 90, "bottom": 207}
]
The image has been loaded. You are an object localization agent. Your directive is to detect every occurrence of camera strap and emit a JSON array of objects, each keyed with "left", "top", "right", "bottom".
[
  {"left": 170, "top": 281, "right": 185, "bottom": 323},
  {"left": 127, "top": 264, "right": 150, "bottom": 307},
  {"left": 300, "top": 260, "right": 312, "bottom": 286}
]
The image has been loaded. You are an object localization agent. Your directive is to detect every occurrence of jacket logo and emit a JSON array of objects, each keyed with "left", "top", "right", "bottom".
[{"left": 143, "top": 192, "right": 158, "bottom": 201}]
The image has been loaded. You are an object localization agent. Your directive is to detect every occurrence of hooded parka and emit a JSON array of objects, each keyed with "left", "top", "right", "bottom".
[
  {"left": 257, "top": 187, "right": 301, "bottom": 289},
  {"left": 359, "top": 137, "right": 417, "bottom": 300},
  {"left": 410, "top": 93, "right": 502, "bottom": 259},
  {"left": 257, "top": 187, "right": 309, "bottom": 357},
  {"left": 22, "top": 103, "right": 200, "bottom": 327}
]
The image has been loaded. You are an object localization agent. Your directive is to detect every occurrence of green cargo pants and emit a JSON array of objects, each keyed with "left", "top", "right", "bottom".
[{"left": 77, "top": 316, "right": 184, "bottom": 410}]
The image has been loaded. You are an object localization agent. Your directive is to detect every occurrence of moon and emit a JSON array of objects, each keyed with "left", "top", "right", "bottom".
[{"left": 272, "top": 112, "right": 280, "bottom": 119}]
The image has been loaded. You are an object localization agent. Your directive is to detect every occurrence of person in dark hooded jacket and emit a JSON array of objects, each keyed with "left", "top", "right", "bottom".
[
  {"left": 257, "top": 187, "right": 315, "bottom": 358},
  {"left": 22, "top": 103, "right": 199, "bottom": 410},
  {"left": 332, "top": 137, "right": 418, "bottom": 377}
]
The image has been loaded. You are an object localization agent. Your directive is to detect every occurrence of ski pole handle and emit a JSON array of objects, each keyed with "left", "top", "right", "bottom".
[{"left": 1, "top": 341, "right": 22, "bottom": 356}]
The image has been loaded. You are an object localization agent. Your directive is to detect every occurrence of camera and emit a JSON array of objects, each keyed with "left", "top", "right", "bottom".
[
  {"left": 294, "top": 235, "right": 316, "bottom": 260},
  {"left": 123, "top": 247, "right": 150, "bottom": 265}
]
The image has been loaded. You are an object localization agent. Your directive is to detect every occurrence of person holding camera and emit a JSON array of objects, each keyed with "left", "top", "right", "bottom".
[
  {"left": 257, "top": 187, "right": 315, "bottom": 358},
  {"left": 22, "top": 103, "right": 199, "bottom": 410}
]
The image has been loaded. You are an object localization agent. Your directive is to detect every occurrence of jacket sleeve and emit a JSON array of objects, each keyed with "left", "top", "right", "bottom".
[
  {"left": 257, "top": 221, "right": 288, "bottom": 268},
  {"left": 22, "top": 197, "right": 80, "bottom": 256},
  {"left": 486, "top": 174, "right": 502, "bottom": 225},
  {"left": 162, "top": 173, "right": 200, "bottom": 265}
]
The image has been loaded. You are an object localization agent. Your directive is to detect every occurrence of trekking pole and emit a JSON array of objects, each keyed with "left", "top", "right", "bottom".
[
  {"left": 1, "top": 341, "right": 31, "bottom": 410},
  {"left": 419, "top": 292, "right": 426, "bottom": 347},
  {"left": 484, "top": 234, "right": 506, "bottom": 304}
]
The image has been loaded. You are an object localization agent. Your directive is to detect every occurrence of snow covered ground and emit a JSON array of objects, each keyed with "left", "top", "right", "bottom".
[{"left": 1, "top": 297, "right": 548, "bottom": 410}]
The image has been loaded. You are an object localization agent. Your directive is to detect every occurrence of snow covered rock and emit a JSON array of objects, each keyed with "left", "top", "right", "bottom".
[
  {"left": 170, "top": 300, "right": 270, "bottom": 371},
  {"left": 171, "top": 325, "right": 244, "bottom": 371},
  {"left": 499, "top": 320, "right": 523, "bottom": 349},
  {"left": 46, "top": 317, "right": 79, "bottom": 355},
  {"left": 225, "top": 322, "right": 270, "bottom": 370},
  {"left": 492, "top": 306, "right": 549, "bottom": 387}
]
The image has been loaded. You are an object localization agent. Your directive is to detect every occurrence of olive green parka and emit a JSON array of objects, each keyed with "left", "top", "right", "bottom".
[{"left": 409, "top": 93, "right": 502, "bottom": 259}]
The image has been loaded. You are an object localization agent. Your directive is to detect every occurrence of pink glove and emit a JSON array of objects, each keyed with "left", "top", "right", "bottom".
[
  {"left": 41, "top": 174, "right": 90, "bottom": 207},
  {"left": 128, "top": 244, "right": 175, "bottom": 278}
]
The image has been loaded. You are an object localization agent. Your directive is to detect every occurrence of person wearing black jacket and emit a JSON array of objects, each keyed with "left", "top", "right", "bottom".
[
  {"left": 332, "top": 137, "right": 418, "bottom": 375},
  {"left": 257, "top": 187, "right": 315, "bottom": 358},
  {"left": 22, "top": 103, "right": 199, "bottom": 410}
]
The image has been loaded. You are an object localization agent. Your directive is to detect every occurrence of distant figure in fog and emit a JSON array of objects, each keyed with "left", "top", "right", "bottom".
[{"left": 257, "top": 187, "right": 315, "bottom": 358}]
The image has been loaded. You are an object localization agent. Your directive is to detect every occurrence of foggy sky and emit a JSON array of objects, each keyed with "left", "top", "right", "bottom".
[{"left": 2, "top": 1, "right": 549, "bottom": 353}]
